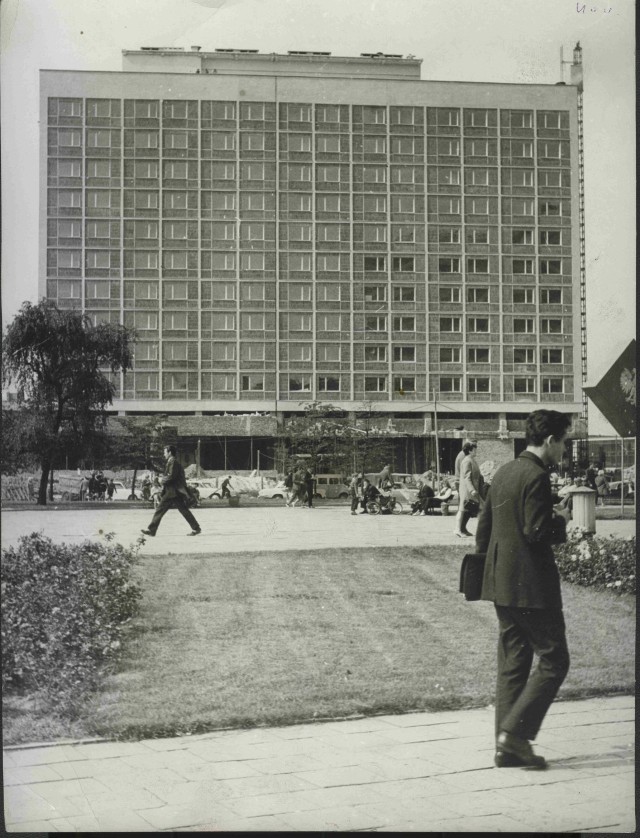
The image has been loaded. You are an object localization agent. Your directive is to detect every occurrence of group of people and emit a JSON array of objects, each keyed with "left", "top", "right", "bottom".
[
  {"left": 79, "top": 471, "right": 116, "bottom": 501},
  {"left": 409, "top": 478, "right": 455, "bottom": 516},
  {"left": 347, "top": 465, "right": 395, "bottom": 515},
  {"left": 283, "top": 468, "right": 315, "bottom": 508}
]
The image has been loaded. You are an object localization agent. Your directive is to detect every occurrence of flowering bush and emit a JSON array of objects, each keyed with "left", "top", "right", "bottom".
[
  {"left": 1, "top": 532, "right": 142, "bottom": 708},
  {"left": 554, "top": 528, "right": 636, "bottom": 594}
]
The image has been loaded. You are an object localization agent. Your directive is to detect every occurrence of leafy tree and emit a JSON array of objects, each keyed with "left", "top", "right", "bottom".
[
  {"left": 96, "top": 416, "right": 174, "bottom": 498},
  {"left": 284, "top": 401, "right": 355, "bottom": 476},
  {"left": 2, "top": 301, "right": 135, "bottom": 505}
]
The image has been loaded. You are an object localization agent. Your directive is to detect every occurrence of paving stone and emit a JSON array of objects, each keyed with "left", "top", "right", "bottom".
[
  {"left": 48, "top": 813, "right": 103, "bottom": 832},
  {"left": 8, "top": 745, "right": 79, "bottom": 766},
  {"left": 4, "top": 818, "right": 60, "bottom": 832},
  {"left": 294, "top": 763, "right": 383, "bottom": 788},
  {"left": 3, "top": 764, "right": 66, "bottom": 785},
  {"left": 94, "top": 808, "right": 165, "bottom": 831},
  {"left": 4, "top": 785, "right": 77, "bottom": 822},
  {"left": 178, "top": 759, "right": 263, "bottom": 782},
  {"left": 211, "top": 770, "right": 318, "bottom": 799},
  {"left": 357, "top": 756, "right": 444, "bottom": 781},
  {"left": 67, "top": 740, "right": 145, "bottom": 760},
  {"left": 279, "top": 802, "right": 389, "bottom": 831},
  {"left": 121, "top": 749, "right": 208, "bottom": 772},
  {"left": 76, "top": 786, "right": 165, "bottom": 813},
  {"left": 373, "top": 723, "right": 462, "bottom": 744},
  {"left": 246, "top": 753, "right": 325, "bottom": 775}
]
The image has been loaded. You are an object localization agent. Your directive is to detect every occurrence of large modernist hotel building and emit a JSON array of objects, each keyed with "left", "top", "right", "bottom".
[{"left": 40, "top": 47, "right": 586, "bottom": 470}]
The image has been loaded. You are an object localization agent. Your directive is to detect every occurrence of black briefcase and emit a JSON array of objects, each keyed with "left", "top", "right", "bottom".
[{"left": 459, "top": 552, "right": 486, "bottom": 601}]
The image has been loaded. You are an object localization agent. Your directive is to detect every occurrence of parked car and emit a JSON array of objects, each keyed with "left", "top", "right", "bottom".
[
  {"left": 258, "top": 481, "right": 287, "bottom": 499},
  {"left": 187, "top": 478, "right": 222, "bottom": 500}
]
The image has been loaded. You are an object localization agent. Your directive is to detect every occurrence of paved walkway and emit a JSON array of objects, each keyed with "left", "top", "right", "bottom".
[
  {"left": 2, "top": 506, "right": 635, "bottom": 832},
  {"left": 3, "top": 696, "right": 635, "bottom": 832},
  {"left": 1, "top": 504, "right": 635, "bottom": 556}
]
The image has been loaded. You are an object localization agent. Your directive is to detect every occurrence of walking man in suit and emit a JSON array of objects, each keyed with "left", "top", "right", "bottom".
[
  {"left": 142, "top": 445, "right": 201, "bottom": 537},
  {"left": 476, "top": 409, "right": 571, "bottom": 769}
]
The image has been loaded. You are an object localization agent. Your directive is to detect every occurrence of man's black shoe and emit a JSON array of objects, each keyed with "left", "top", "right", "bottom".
[
  {"left": 187, "top": 530, "right": 201, "bottom": 536},
  {"left": 141, "top": 529, "right": 155, "bottom": 537},
  {"left": 495, "top": 731, "right": 547, "bottom": 769}
]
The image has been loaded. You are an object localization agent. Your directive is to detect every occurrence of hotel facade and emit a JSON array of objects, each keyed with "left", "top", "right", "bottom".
[{"left": 40, "top": 47, "right": 586, "bottom": 471}]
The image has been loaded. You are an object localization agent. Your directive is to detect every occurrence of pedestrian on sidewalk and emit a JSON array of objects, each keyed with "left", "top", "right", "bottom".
[
  {"left": 220, "top": 475, "right": 232, "bottom": 499},
  {"left": 283, "top": 470, "right": 294, "bottom": 506},
  {"left": 142, "top": 445, "right": 201, "bottom": 537},
  {"left": 304, "top": 469, "right": 315, "bottom": 508},
  {"left": 455, "top": 441, "right": 482, "bottom": 537},
  {"left": 476, "top": 409, "right": 571, "bottom": 769}
]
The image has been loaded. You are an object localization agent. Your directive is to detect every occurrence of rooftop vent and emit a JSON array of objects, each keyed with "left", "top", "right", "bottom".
[
  {"left": 140, "top": 46, "right": 185, "bottom": 52},
  {"left": 190, "top": 45, "right": 202, "bottom": 52},
  {"left": 215, "top": 48, "right": 259, "bottom": 53},
  {"left": 360, "top": 52, "right": 403, "bottom": 58},
  {"left": 287, "top": 50, "right": 331, "bottom": 56}
]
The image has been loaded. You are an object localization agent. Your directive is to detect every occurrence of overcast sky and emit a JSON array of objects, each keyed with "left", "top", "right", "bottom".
[{"left": 1, "top": 0, "right": 635, "bottom": 434}]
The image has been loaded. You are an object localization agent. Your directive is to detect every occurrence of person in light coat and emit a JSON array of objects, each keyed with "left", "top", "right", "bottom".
[{"left": 454, "top": 441, "right": 482, "bottom": 537}]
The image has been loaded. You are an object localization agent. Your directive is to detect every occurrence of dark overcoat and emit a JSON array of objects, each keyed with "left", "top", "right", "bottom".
[
  {"left": 476, "top": 451, "right": 563, "bottom": 610},
  {"left": 160, "top": 456, "right": 191, "bottom": 501}
]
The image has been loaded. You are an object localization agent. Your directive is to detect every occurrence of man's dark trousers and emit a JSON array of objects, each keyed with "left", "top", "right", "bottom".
[
  {"left": 495, "top": 605, "right": 570, "bottom": 740},
  {"left": 147, "top": 495, "right": 200, "bottom": 534}
]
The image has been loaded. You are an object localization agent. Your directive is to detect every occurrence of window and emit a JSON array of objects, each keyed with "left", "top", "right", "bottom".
[
  {"left": 318, "top": 344, "right": 341, "bottom": 362},
  {"left": 167, "top": 101, "right": 188, "bottom": 119},
  {"left": 438, "top": 109, "right": 459, "bottom": 127},
  {"left": 512, "top": 169, "right": 534, "bottom": 187},
  {"left": 393, "top": 316, "right": 415, "bottom": 332},
  {"left": 289, "top": 134, "right": 311, "bottom": 153},
  {"left": 514, "top": 377, "right": 535, "bottom": 394},
  {"left": 364, "top": 345, "right": 387, "bottom": 362},
  {"left": 513, "top": 288, "right": 534, "bottom": 304},
  {"left": 135, "top": 343, "right": 158, "bottom": 361},
  {"left": 539, "top": 170, "right": 564, "bottom": 187},
  {"left": 393, "top": 196, "right": 416, "bottom": 213},
  {"left": 542, "top": 348, "right": 564, "bottom": 364},
  {"left": 58, "top": 220, "right": 81, "bottom": 237},
  {"left": 211, "top": 132, "right": 235, "bottom": 152},
  {"left": 288, "top": 375, "right": 311, "bottom": 392},
  {"left": 58, "top": 251, "right": 81, "bottom": 268},
  {"left": 86, "top": 280, "right": 110, "bottom": 299},
  {"left": 541, "top": 318, "right": 563, "bottom": 334},
  {"left": 364, "top": 256, "right": 386, "bottom": 272},
  {"left": 510, "top": 111, "right": 533, "bottom": 129},
  {"left": 364, "top": 195, "right": 387, "bottom": 213},
  {"left": 540, "top": 259, "right": 562, "bottom": 275},
  {"left": 134, "top": 191, "right": 159, "bottom": 209},
  {"left": 289, "top": 193, "right": 312, "bottom": 211},
  {"left": 87, "top": 100, "right": 115, "bottom": 118},
  {"left": 318, "top": 314, "right": 341, "bottom": 331},
  {"left": 512, "top": 141, "right": 533, "bottom": 158},
  {"left": 438, "top": 139, "right": 460, "bottom": 156},
  {"left": 439, "top": 257, "right": 460, "bottom": 273},
  {"left": 240, "top": 253, "right": 265, "bottom": 270},
  {"left": 513, "top": 318, "right": 535, "bottom": 334},
  {"left": 467, "top": 287, "right": 489, "bottom": 303},
  {"left": 513, "top": 259, "right": 534, "bottom": 274},
  {"left": 289, "top": 223, "right": 312, "bottom": 242},
  {"left": 468, "top": 347, "right": 490, "bottom": 363},
  {"left": 364, "top": 137, "right": 386, "bottom": 154},
  {"left": 439, "top": 197, "right": 461, "bottom": 214},
  {"left": 365, "top": 315, "right": 387, "bottom": 332},
  {"left": 317, "top": 194, "right": 342, "bottom": 212},
  {"left": 211, "top": 252, "right": 236, "bottom": 270},
  {"left": 393, "top": 286, "right": 415, "bottom": 303},
  {"left": 58, "top": 100, "right": 82, "bottom": 117},
  {"left": 164, "top": 161, "right": 188, "bottom": 179},
  {"left": 469, "top": 169, "right": 489, "bottom": 186},
  {"left": 468, "top": 109, "right": 488, "bottom": 127},
  {"left": 242, "top": 163, "right": 266, "bottom": 181},
  {"left": 165, "top": 132, "right": 188, "bottom": 149},
  {"left": 393, "top": 346, "right": 415, "bottom": 362},
  {"left": 318, "top": 376, "right": 340, "bottom": 392},
  {"left": 363, "top": 106, "right": 386, "bottom": 124},
  {"left": 58, "top": 130, "right": 82, "bottom": 147},
  {"left": 164, "top": 282, "right": 188, "bottom": 300},
  {"left": 87, "top": 130, "right": 112, "bottom": 149},
  {"left": 57, "top": 191, "right": 82, "bottom": 208},
  {"left": 163, "top": 251, "right": 187, "bottom": 270},
  {"left": 242, "top": 313, "right": 265, "bottom": 331},
  {"left": 86, "top": 251, "right": 111, "bottom": 269},
  {"left": 439, "top": 228, "right": 460, "bottom": 244},
  {"left": 364, "top": 285, "right": 386, "bottom": 303},
  {"left": 137, "top": 373, "right": 159, "bottom": 391},
  {"left": 392, "top": 138, "right": 415, "bottom": 155},
  {"left": 289, "top": 253, "right": 311, "bottom": 271},
  {"left": 440, "top": 347, "right": 461, "bottom": 363},
  {"left": 87, "top": 191, "right": 111, "bottom": 208},
  {"left": 57, "top": 160, "right": 82, "bottom": 177},
  {"left": 289, "top": 344, "right": 312, "bottom": 362},
  {"left": 134, "top": 280, "right": 158, "bottom": 299},
  {"left": 439, "top": 287, "right": 461, "bottom": 303},
  {"left": 134, "top": 252, "right": 159, "bottom": 269},
  {"left": 363, "top": 166, "right": 386, "bottom": 183},
  {"left": 539, "top": 201, "right": 561, "bottom": 216},
  {"left": 539, "top": 141, "right": 563, "bottom": 159},
  {"left": 514, "top": 347, "right": 535, "bottom": 364},
  {"left": 242, "top": 223, "right": 265, "bottom": 241},
  {"left": 166, "top": 192, "right": 188, "bottom": 209},
  {"left": 211, "top": 343, "right": 236, "bottom": 361},
  {"left": 392, "top": 167, "right": 417, "bottom": 184},
  {"left": 512, "top": 199, "right": 534, "bottom": 216},
  {"left": 468, "top": 228, "right": 489, "bottom": 245},
  {"left": 286, "top": 103, "right": 310, "bottom": 122},
  {"left": 87, "top": 160, "right": 112, "bottom": 178},
  {"left": 364, "top": 376, "right": 387, "bottom": 392},
  {"left": 135, "top": 312, "right": 158, "bottom": 330},
  {"left": 289, "top": 313, "right": 312, "bottom": 331},
  {"left": 317, "top": 166, "right": 340, "bottom": 183},
  {"left": 317, "top": 105, "right": 341, "bottom": 123},
  {"left": 166, "top": 221, "right": 188, "bottom": 240},
  {"left": 288, "top": 284, "right": 310, "bottom": 302},
  {"left": 212, "top": 163, "right": 235, "bottom": 180},
  {"left": 241, "top": 375, "right": 264, "bottom": 392},
  {"left": 212, "top": 374, "right": 236, "bottom": 392},
  {"left": 439, "top": 377, "right": 461, "bottom": 393},
  {"left": 394, "top": 376, "right": 415, "bottom": 393},
  {"left": 468, "top": 317, "right": 489, "bottom": 333},
  {"left": 134, "top": 101, "right": 159, "bottom": 119},
  {"left": 317, "top": 224, "right": 342, "bottom": 242},
  {"left": 467, "top": 258, "right": 488, "bottom": 273},
  {"left": 211, "top": 101, "right": 235, "bottom": 120},
  {"left": 134, "top": 161, "right": 159, "bottom": 179},
  {"left": 134, "top": 131, "right": 159, "bottom": 149},
  {"left": 542, "top": 377, "right": 564, "bottom": 394},
  {"left": 363, "top": 225, "right": 387, "bottom": 243},
  {"left": 512, "top": 229, "right": 533, "bottom": 245},
  {"left": 468, "top": 198, "right": 489, "bottom": 215},
  {"left": 242, "top": 132, "right": 265, "bottom": 151},
  {"left": 469, "top": 140, "right": 489, "bottom": 157},
  {"left": 318, "top": 254, "right": 342, "bottom": 271},
  {"left": 540, "top": 229, "right": 562, "bottom": 246},
  {"left": 392, "top": 257, "right": 414, "bottom": 272},
  {"left": 440, "top": 168, "right": 460, "bottom": 186},
  {"left": 164, "top": 343, "right": 188, "bottom": 361},
  {"left": 164, "top": 312, "right": 188, "bottom": 330},
  {"left": 468, "top": 377, "right": 490, "bottom": 393},
  {"left": 212, "top": 313, "right": 236, "bottom": 330},
  {"left": 211, "top": 283, "right": 235, "bottom": 300},
  {"left": 540, "top": 288, "right": 563, "bottom": 304},
  {"left": 440, "top": 317, "right": 461, "bottom": 333}
]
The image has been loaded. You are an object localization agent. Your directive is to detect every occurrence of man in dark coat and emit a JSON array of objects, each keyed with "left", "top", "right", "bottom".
[
  {"left": 476, "top": 409, "right": 571, "bottom": 769},
  {"left": 142, "top": 445, "right": 201, "bottom": 537}
]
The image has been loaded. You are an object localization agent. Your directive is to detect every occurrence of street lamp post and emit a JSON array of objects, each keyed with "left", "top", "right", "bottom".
[{"left": 433, "top": 385, "right": 440, "bottom": 488}]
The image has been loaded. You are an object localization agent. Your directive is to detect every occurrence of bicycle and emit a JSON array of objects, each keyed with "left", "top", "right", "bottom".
[{"left": 365, "top": 495, "right": 404, "bottom": 515}]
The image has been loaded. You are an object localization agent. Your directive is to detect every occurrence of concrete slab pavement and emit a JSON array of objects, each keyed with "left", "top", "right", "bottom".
[
  {"left": 1, "top": 504, "right": 635, "bottom": 556},
  {"left": 3, "top": 695, "right": 634, "bottom": 832}
]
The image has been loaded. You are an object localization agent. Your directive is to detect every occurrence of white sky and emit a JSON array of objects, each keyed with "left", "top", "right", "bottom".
[{"left": 1, "top": 0, "right": 635, "bottom": 434}]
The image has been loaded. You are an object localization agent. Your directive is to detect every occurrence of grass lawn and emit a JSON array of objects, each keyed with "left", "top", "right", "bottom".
[{"left": 3, "top": 545, "right": 635, "bottom": 744}]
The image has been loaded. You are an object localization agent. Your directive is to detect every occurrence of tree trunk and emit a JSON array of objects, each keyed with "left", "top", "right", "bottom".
[
  {"left": 129, "top": 467, "right": 138, "bottom": 500},
  {"left": 37, "top": 459, "right": 51, "bottom": 506},
  {"left": 49, "top": 468, "right": 55, "bottom": 502}
]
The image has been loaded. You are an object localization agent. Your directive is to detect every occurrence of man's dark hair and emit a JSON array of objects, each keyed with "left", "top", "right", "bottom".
[
  {"left": 165, "top": 444, "right": 177, "bottom": 456},
  {"left": 525, "top": 410, "right": 572, "bottom": 446},
  {"left": 462, "top": 441, "right": 477, "bottom": 455}
]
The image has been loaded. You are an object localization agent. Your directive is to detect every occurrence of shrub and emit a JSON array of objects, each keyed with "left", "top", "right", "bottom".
[
  {"left": 1, "top": 532, "right": 142, "bottom": 709},
  {"left": 554, "top": 528, "right": 636, "bottom": 595}
]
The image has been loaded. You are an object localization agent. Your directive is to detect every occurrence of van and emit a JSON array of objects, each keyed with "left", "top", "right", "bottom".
[{"left": 313, "top": 474, "right": 350, "bottom": 500}]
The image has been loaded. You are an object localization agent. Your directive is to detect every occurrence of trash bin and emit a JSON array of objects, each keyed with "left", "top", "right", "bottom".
[
  {"left": 568, "top": 487, "right": 596, "bottom": 533},
  {"left": 228, "top": 495, "right": 240, "bottom": 507}
]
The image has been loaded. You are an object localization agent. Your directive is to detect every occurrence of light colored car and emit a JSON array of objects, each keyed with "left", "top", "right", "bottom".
[
  {"left": 258, "top": 482, "right": 287, "bottom": 499},
  {"left": 187, "top": 478, "right": 222, "bottom": 499},
  {"left": 313, "top": 474, "right": 350, "bottom": 499}
]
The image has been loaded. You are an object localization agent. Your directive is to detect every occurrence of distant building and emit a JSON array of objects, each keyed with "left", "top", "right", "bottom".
[{"left": 40, "top": 46, "right": 586, "bottom": 471}]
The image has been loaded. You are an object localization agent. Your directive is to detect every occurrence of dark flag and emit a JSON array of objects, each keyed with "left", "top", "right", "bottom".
[{"left": 583, "top": 340, "right": 636, "bottom": 437}]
